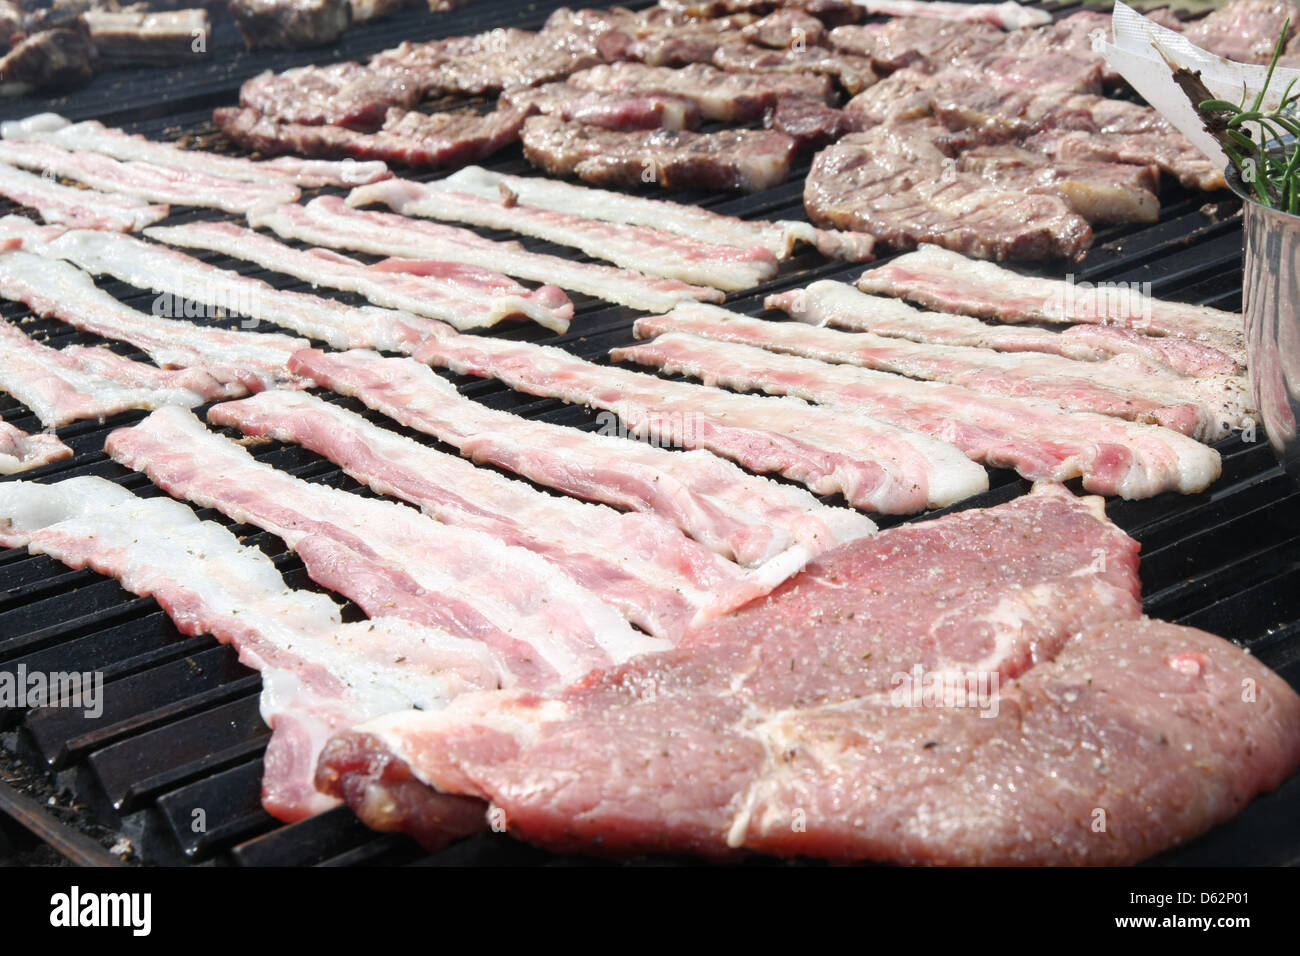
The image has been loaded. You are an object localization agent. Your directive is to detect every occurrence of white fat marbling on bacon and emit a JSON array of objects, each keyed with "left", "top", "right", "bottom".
[
  {"left": 857, "top": 0, "right": 1051, "bottom": 29},
  {"left": 27, "top": 227, "right": 444, "bottom": 354},
  {"left": 0, "top": 318, "right": 242, "bottom": 426},
  {"left": 0, "top": 162, "right": 167, "bottom": 231},
  {"left": 429, "top": 165, "right": 875, "bottom": 262},
  {"left": 209, "top": 389, "right": 796, "bottom": 636},
  {"left": 1, "top": 114, "right": 391, "bottom": 188},
  {"left": 347, "top": 177, "right": 779, "bottom": 291},
  {"left": 770, "top": 280, "right": 1241, "bottom": 377},
  {"left": 635, "top": 303, "right": 1251, "bottom": 442},
  {"left": 0, "top": 419, "right": 70, "bottom": 473},
  {"left": 289, "top": 348, "right": 875, "bottom": 567},
  {"left": 145, "top": 220, "right": 573, "bottom": 333},
  {"left": 249, "top": 197, "right": 723, "bottom": 312},
  {"left": 614, "top": 325, "right": 1221, "bottom": 499},
  {"left": 106, "top": 407, "right": 664, "bottom": 687},
  {"left": 856, "top": 245, "right": 1246, "bottom": 364},
  {"left": 413, "top": 331, "right": 987, "bottom": 512},
  {"left": 0, "top": 139, "right": 299, "bottom": 214},
  {"left": 0, "top": 246, "right": 307, "bottom": 391},
  {"left": 0, "top": 475, "right": 499, "bottom": 822}
]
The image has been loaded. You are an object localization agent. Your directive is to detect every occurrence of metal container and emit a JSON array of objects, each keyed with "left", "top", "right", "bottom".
[{"left": 1231, "top": 167, "right": 1300, "bottom": 484}]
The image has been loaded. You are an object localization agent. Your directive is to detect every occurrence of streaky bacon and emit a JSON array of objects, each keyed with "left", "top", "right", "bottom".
[
  {"left": 613, "top": 327, "right": 1222, "bottom": 499},
  {"left": 413, "top": 330, "right": 988, "bottom": 512},
  {"left": 145, "top": 220, "right": 574, "bottom": 333},
  {"left": 288, "top": 348, "right": 876, "bottom": 567}
]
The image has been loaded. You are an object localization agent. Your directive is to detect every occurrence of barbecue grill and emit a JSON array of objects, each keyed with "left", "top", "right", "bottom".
[{"left": 1, "top": 0, "right": 1298, "bottom": 868}]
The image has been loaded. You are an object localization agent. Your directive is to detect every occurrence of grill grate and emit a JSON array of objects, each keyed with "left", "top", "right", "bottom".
[{"left": 2, "top": 0, "right": 1299, "bottom": 868}]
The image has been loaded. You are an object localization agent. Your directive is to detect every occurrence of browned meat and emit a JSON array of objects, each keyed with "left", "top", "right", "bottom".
[
  {"left": 805, "top": 119, "right": 1092, "bottom": 260},
  {"left": 829, "top": 16, "right": 1004, "bottom": 72},
  {"left": 1182, "top": 0, "right": 1297, "bottom": 64},
  {"left": 239, "top": 61, "right": 421, "bottom": 130},
  {"left": 766, "top": 95, "right": 865, "bottom": 148},
  {"left": 503, "top": 82, "right": 701, "bottom": 131},
  {"left": 520, "top": 114, "right": 797, "bottom": 192},
  {"left": 712, "top": 41, "right": 877, "bottom": 93},
  {"left": 214, "top": 104, "right": 527, "bottom": 166},
  {"left": 957, "top": 144, "right": 1159, "bottom": 224},
  {"left": 229, "top": 0, "right": 350, "bottom": 50},
  {"left": 83, "top": 9, "right": 208, "bottom": 64},
  {"left": 563, "top": 61, "right": 833, "bottom": 123},
  {"left": 740, "top": 7, "right": 824, "bottom": 47},
  {"left": 0, "top": 19, "right": 93, "bottom": 94}
]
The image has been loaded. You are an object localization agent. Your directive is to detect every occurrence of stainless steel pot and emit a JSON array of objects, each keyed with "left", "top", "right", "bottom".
[{"left": 1231, "top": 167, "right": 1300, "bottom": 484}]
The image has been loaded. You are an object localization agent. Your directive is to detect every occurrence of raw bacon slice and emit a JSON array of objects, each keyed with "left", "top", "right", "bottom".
[
  {"left": 426, "top": 166, "right": 875, "bottom": 261},
  {"left": 288, "top": 348, "right": 875, "bottom": 567},
  {"left": 614, "top": 329, "right": 1221, "bottom": 499},
  {"left": 413, "top": 331, "right": 987, "bottom": 512},
  {"left": 770, "top": 280, "right": 1241, "bottom": 377},
  {"left": 633, "top": 304, "right": 1250, "bottom": 441},
  {"left": 144, "top": 221, "right": 573, "bottom": 334},
  {"left": 856, "top": 244, "right": 1247, "bottom": 363},
  {"left": 318, "top": 486, "right": 1300, "bottom": 864},
  {"left": 0, "top": 161, "right": 167, "bottom": 231},
  {"left": 0, "top": 139, "right": 299, "bottom": 214},
  {"left": 0, "top": 318, "right": 238, "bottom": 427},
  {"left": 0, "top": 419, "right": 70, "bottom": 473},
  {"left": 213, "top": 105, "right": 528, "bottom": 167},
  {"left": 0, "top": 476, "right": 496, "bottom": 827},
  {"left": 249, "top": 198, "right": 723, "bottom": 313},
  {"left": 857, "top": 1, "right": 1051, "bottom": 29},
  {"left": 520, "top": 116, "right": 797, "bottom": 194},
  {"left": 0, "top": 245, "right": 307, "bottom": 392},
  {"left": 106, "top": 407, "right": 665, "bottom": 689},
  {"left": 25, "top": 226, "right": 444, "bottom": 354},
  {"left": 0, "top": 113, "right": 392, "bottom": 187},
  {"left": 208, "top": 390, "right": 797, "bottom": 637},
  {"left": 348, "top": 178, "right": 781, "bottom": 291}
]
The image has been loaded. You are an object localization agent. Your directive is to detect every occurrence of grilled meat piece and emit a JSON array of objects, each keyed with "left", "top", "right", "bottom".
[
  {"left": 805, "top": 119, "right": 1092, "bottom": 260},
  {"left": 83, "top": 9, "right": 208, "bottom": 64},
  {"left": 520, "top": 115, "right": 796, "bottom": 193},
  {"left": 229, "top": 0, "right": 350, "bottom": 50}
]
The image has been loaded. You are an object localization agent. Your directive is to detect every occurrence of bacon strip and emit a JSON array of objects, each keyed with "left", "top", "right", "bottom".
[
  {"left": 348, "top": 178, "right": 780, "bottom": 291},
  {"left": 145, "top": 221, "right": 574, "bottom": 334},
  {"left": 0, "top": 318, "right": 239, "bottom": 426},
  {"left": 27, "top": 226, "right": 445, "bottom": 354},
  {"left": 249, "top": 197, "right": 724, "bottom": 313},
  {"left": 0, "top": 246, "right": 307, "bottom": 391},
  {"left": 634, "top": 304, "right": 1251, "bottom": 441},
  {"left": 0, "top": 162, "right": 167, "bottom": 231},
  {"left": 768, "top": 280, "right": 1241, "bottom": 378},
  {"left": 106, "top": 407, "right": 665, "bottom": 689},
  {"left": 858, "top": 0, "right": 1051, "bottom": 29},
  {"left": 0, "top": 475, "right": 497, "bottom": 825},
  {"left": 413, "top": 332, "right": 987, "bottom": 512},
  {"left": 1, "top": 113, "right": 392, "bottom": 188},
  {"left": 432, "top": 166, "right": 875, "bottom": 261},
  {"left": 856, "top": 245, "right": 1246, "bottom": 363},
  {"left": 0, "top": 139, "right": 299, "bottom": 214},
  {"left": 0, "top": 419, "right": 71, "bottom": 473},
  {"left": 209, "top": 390, "right": 794, "bottom": 636},
  {"left": 288, "top": 348, "right": 875, "bottom": 567},
  {"left": 613, "top": 330, "right": 1221, "bottom": 499}
]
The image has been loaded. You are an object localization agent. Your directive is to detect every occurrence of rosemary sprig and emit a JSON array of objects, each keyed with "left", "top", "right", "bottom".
[{"left": 1173, "top": 19, "right": 1300, "bottom": 213}]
